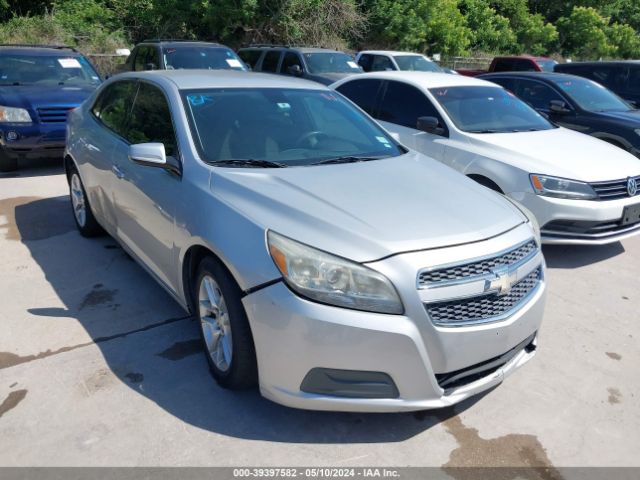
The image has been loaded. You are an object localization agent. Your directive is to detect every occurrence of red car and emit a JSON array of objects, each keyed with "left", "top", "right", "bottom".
[{"left": 457, "top": 55, "right": 558, "bottom": 77}]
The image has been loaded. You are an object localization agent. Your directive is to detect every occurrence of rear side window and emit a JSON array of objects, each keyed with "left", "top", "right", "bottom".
[
  {"left": 357, "top": 54, "right": 373, "bottom": 72},
  {"left": 493, "top": 59, "right": 515, "bottom": 72},
  {"left": 238, "top": 49, "right": 262, "bottom": 69},
  {"left": 378, "top": 81, "right": 442, "bottom": 129},
  {"left": 261, "top": 51, "right": 281, "bottom": 72},
  {"left": 125, "top": 82, "right": 178, "bottom": 156},
  {"left": 335, "top": 79, "right": 383, "bottom": 116},
  {"left": 92, "top": 80, "right": 138, "bottom": 137}
]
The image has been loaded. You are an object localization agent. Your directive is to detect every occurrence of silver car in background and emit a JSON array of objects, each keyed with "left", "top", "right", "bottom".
[{"left": 65, "top": 70, "right": 546, "bottom": 412}]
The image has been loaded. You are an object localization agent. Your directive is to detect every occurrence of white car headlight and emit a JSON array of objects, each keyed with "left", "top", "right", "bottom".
[
  {"left": 530, "top": 174, "right": 597, "bottom": 200},
  {"left": 267, "top": 231, "right": 403, "bottom": 315},
  {"left": 0, "top": 106, "right": 32, "bottom": 123}
]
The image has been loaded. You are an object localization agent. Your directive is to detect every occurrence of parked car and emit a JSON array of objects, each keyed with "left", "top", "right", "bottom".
[
  {"left": 332, "top": 72, "right": 640, "bottom": 245},
  {"left": 554, "top": 61, "right": 640, "bottom": 107},
  {"left": 480, "top": 72, "right": 640, "bottom": 157},
  {"left": 65, "top": 70, "right": 545, "bottom": 412},
  {"left": 458, "top": 55, "right": 558, "bottom": 77},
  {"left": 237, "top": 45, "right": 362, "bottom": 85},
  {"left": 118, "top": 40, "right": 248, "bottom": 73},
  {"left": 356, "top": 50, "right": 443, "bottom": 73},
  {"left": 0, "top": 44, "right": 101, "bottom": 172}
]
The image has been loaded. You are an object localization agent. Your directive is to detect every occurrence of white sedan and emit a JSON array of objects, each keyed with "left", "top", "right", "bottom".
[{"left": 331, "top": 71, "right": 640, "bottom": 245}]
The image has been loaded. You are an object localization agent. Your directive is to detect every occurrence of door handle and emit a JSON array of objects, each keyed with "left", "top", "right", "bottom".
[{"left": 111, "top": 165, "right": 126, "bottom": 179}]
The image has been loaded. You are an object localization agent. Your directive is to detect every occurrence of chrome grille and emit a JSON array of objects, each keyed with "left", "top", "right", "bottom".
[
  {"left": 37, "top": 107, "right": 74, "bottom": 123},
  {"left": 590, "top": 176, "right": 640, "bottom": 201},
  {"left": 418, "top": 240, "right": 537, "bottom": 286},
  {"left": 426, "top": 267, "right": 541, "bottom": 326}
]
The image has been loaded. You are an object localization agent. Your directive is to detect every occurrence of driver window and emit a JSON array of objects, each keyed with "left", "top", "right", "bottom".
[
  {"left": 371, "top": 55, "right": 394, "bottom": 72},
  {"left": 379, "top": 81, "right": 442, "bottom": 130},
  {"left": 515, "top": 80, "right": 563, "bottom": 110},
  {"left": 281, "top": 52, "right": 302, "bottom": 75},
  {"left": 92, "top": 80, "right": 138, "bottom": 137}
]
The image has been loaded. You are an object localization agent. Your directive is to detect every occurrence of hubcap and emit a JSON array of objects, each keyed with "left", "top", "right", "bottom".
[
  {"left": 198, "top": 275, "right": 232, "bottom": 372},
  {"left": 70, "top": 174, "right": 86, "bottom": 227}
]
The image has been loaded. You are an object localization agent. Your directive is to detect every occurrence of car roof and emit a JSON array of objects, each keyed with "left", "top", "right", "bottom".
[
  {"left": 359, "top": 50, "right": 427, "bottom": 57},
  {"left": 335, "top": 71, "right": 496, "bottom": 89},
  {"left": 0, "top": 45, "right": 81, "bottom": 56},
  {"left": 479, "top": 71, "right": 587, "bottom": 83},
  {"left": 238, "top": 46, "right": 341, "bottom": 54},
  {"left": 115, "top": 69, "right": 330, "bottom": 90},
  {"left": 494, "top": 55, "right": 554, "bottom": 61},
  {"left": 139, "top": 40, "right": 225, "bottom": 48},
  {"left": 556, "top": 60, "right": 640, "bottom": 67}
]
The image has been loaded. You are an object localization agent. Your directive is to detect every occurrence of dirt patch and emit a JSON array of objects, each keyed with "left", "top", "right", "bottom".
[
  {"left": 0, "top": 389, "right": 27, "bottom": 418},
  {"left": 442, "top": 415, "right": 562, "bottom": 480},
  {"left": 608, "top": 388, "right": 622, "bottom": 405},
  {"left": 80, "top": 368, "right": 116, "bottom": 396},
  {"left": 0, "top": 196, "right": 75, "bottom": 241},
  {"left": 0, "top": 196, "right": 41, "bottom": 241},
  {"left": 605, "top": 352, "right": 622, "bottom": 361},
  {"left": 79, "top": 286, "right": 118, "bottom": 311},
  {"left": 157, "top": 339, "right": 202, "bottom": 361}
]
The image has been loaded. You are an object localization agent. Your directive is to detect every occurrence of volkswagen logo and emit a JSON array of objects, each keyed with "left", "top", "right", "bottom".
[{"left": 628, "top": 177, "right": 638, "bottom": 197}]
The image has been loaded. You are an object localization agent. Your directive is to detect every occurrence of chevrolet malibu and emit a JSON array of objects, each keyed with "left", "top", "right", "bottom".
[
  {"left": 332, "top": 72, "right": 640, "bottom": 245},
  {"left": 65, "top": 70, "right": 546, "bottom": 411}
]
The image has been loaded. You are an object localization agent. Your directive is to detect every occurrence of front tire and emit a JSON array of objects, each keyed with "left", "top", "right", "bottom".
[
  {"left": 194, "top": 257, "right": 258, "bottom": 390},
  {"left": 68, "top": 167, "right": 103, "bottom": 237}
]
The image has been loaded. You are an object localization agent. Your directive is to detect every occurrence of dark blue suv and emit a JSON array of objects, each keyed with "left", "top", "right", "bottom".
[{"left": 0, "top": 44, "right": 101, "bottom": 171}]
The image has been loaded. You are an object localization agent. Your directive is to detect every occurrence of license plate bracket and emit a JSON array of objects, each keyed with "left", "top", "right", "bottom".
[{"left": 621, "top": 203, "right": 640, "bottom": 226}]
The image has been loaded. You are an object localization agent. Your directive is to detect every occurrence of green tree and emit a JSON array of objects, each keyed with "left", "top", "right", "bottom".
[
  {"left": 461, "top": 0, "right": 517, "bottom": 53},
  {"left": 490, "top": 0, "right": 558, "bottom": 54},
  {"left": 607, "top": 22, "right": 640, "bottom": 58},
  {"left": 557, "top": 6, "right": 615, "bottom": 59}
]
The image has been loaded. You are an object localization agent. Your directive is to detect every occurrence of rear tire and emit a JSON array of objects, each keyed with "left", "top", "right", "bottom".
[
  {"left": 68, "top": 166, "right": 104, "bottom": 237},
  {"left": 0, "top": 152, "right": 17, "bottom": 172},
  {"left": 194, "top": 256, "right": 258, "bottom": 390}
]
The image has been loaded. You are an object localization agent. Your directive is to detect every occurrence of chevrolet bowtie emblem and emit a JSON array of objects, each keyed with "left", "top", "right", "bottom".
[{"left": 485, "top": 266, "right": 517, "bottom": 296}]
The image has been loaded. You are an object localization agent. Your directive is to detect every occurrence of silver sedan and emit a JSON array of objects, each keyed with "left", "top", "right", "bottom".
[{"left": 65, "top": 70, "right": 546, "bottom": 411}]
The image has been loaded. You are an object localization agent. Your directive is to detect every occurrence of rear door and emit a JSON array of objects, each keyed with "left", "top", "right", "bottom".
[
  {"left": 260, "top": 50, "right": 282, "bottom": 73},
  {"left": 111, "top": 81, "right": 181, "bottom": 291}
]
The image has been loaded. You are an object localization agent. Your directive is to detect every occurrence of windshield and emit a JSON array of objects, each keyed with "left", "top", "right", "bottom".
[
  {"left": 0, "top": 54, "right": 100, "bottom": 86},
  {"left": 536, "top": 60, "right": 557, "bottom": 72},
  {"left": 163, "top": 47, "right": 247, "bottom": 71},
  {"left": 394, "top": 55, "right": 442, "bottom": 72},
  {"left": 430, "top": 86, "right": 554, "bottom": 133},
  {"left": 554, "top": 77, "right": 632, "bottom": 112},
  {"left": 182, "top": 88, "right": 402, "bottom": 166},
  {"left": 303, "top": 53, "right": 362, "bottom": 74}
]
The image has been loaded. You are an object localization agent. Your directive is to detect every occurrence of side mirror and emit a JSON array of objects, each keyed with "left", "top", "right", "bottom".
[
  {"left": 129, "top": 143, "right": 182, "bottom": 176},
  {"left": 549, "top": 100, "right": 571, "bottom": 115},
  {"left": 417, "top": 116, "right": 446, "bottom": 136},
  {"left": 144, "top": 62, "right": 157, "bottom": 71},
  {"left": 287, "top": 64, "right": 303, "bottom": 76}
]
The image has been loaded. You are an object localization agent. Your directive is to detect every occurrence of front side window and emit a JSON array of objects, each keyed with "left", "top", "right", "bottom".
[
  {"left": 493, "top": 59, "right": 515, "bottom": 72},
  {"left": 554, "top": 77, "right": 632, "bottom": 112},
  {"left": 514, "top": 79, "right": 564, "bottom": 110},
  {"left": 378, "top": 81, "right": 442, "bottom": 129},
  {"left": 357, "top": 54, "right": 373, "bottom": 72},
  {"left": 126, "top": 82, "right": 178, "bottom": 156},
  {"left": 370, "top": 55, "right": 394, "bottom": 72},
  {"left": 0, "top": 53, "right": 100, "bottom": 86},
  {"left": 92, "top": 80, "right": 138, "bottom": 137},
  {"left": 182, "top": 88, "right": 402, "bottom": 166},
  {"left": 394, "top": 55, "right": 441, "bottom": 72},
  {"left": 430, "top": 86, "right": 554, "bottom": 133},
  {"left": 281, "top": 52, "right": 302, "bottom": 75},
  {"left": 163, "top": 46, "right": 246, "bottom": 71},
  {"left": 335, "top": 79, "right": 383, "bottom": 116},
  {"left": 134, "top": 47, "right": 153, "bottom": 71},
  {"left": 303, "top": 53, "right": 362, "bottom": 74}
]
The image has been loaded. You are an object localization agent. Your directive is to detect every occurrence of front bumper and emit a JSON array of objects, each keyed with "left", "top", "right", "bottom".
[
  {"left": 242, "top": 224, "right": 546, "bottom": 412},
  {"left": 511, "top": 191, "right": 640, "bottom": 245},
  {"left": 0, "top": 123, "right": 66, "bottom": 161}
]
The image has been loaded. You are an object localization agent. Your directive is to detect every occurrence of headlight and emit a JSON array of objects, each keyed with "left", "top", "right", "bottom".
[
  {"left": 530, "top": 174, "right": 597, "bottom": 200},
  {"left": 267, "top": 231, "right": 403, "bottom": 315},
  {"left": 0, "top": 106, "right": 32, "bottom": 123}
]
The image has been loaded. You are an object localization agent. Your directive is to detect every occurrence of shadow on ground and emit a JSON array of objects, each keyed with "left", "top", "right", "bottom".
[
  {"left": 0, "top": 157, "right": 64, "bottom": 179},
  {"left": 542, "top": 242, "right": 625, "bottom": 269},
  {"left": 4, "top": 195, "right": 489, "bottom": 444}
]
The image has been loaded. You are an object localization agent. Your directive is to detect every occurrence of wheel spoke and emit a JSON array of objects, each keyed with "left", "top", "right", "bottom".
[{"left": 198, "top": 274, "right": 232, "bottom": 372}]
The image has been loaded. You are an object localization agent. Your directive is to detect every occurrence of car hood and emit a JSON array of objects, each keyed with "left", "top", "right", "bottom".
[
  {"left": 305, "top": 72, "right": 360, "bottom": 85},
  {"left": 0, "top": 84, "right": 97, "bottom": 111},
  {"left": 466, "top": 127, "right": 640, "bottom": 181},
  {"left": 211, "top": 151, "right": 527, "bottom": 262}
]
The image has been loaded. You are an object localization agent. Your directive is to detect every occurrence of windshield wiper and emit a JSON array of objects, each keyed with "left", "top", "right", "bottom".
[
  {"left": 467, "top": 129, "right": 502, "bottom": 134},
  {"left": 311, "top": 155, "right": 388, "bottom": 165},
  {"left": 208, "top": 159, "right": 287, "bottom": 168}
]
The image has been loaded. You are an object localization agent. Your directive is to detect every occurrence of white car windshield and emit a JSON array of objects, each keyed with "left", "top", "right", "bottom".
[
  {"left": 430, "top": 86, "right": 555, "bottom": 133},
  {"left": 394, "top": 55, "right": 441, "bottom": 72},
  {"left": 182, "top": 88, "right": 403, "bottom": 166}
]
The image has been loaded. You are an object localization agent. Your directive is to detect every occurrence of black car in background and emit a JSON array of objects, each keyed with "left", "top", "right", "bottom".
[
  {"left": 119, "top": 40, "right": 248, "bottom": 72},
  {"left": 237, "top": 45, "right": 362, "bottom": 85},
  {"left": 480, "top": 71, "right": 640, "bottom": 157},
  {"left": 554, "top": 61, "right": 640, "bottom": 107}
]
